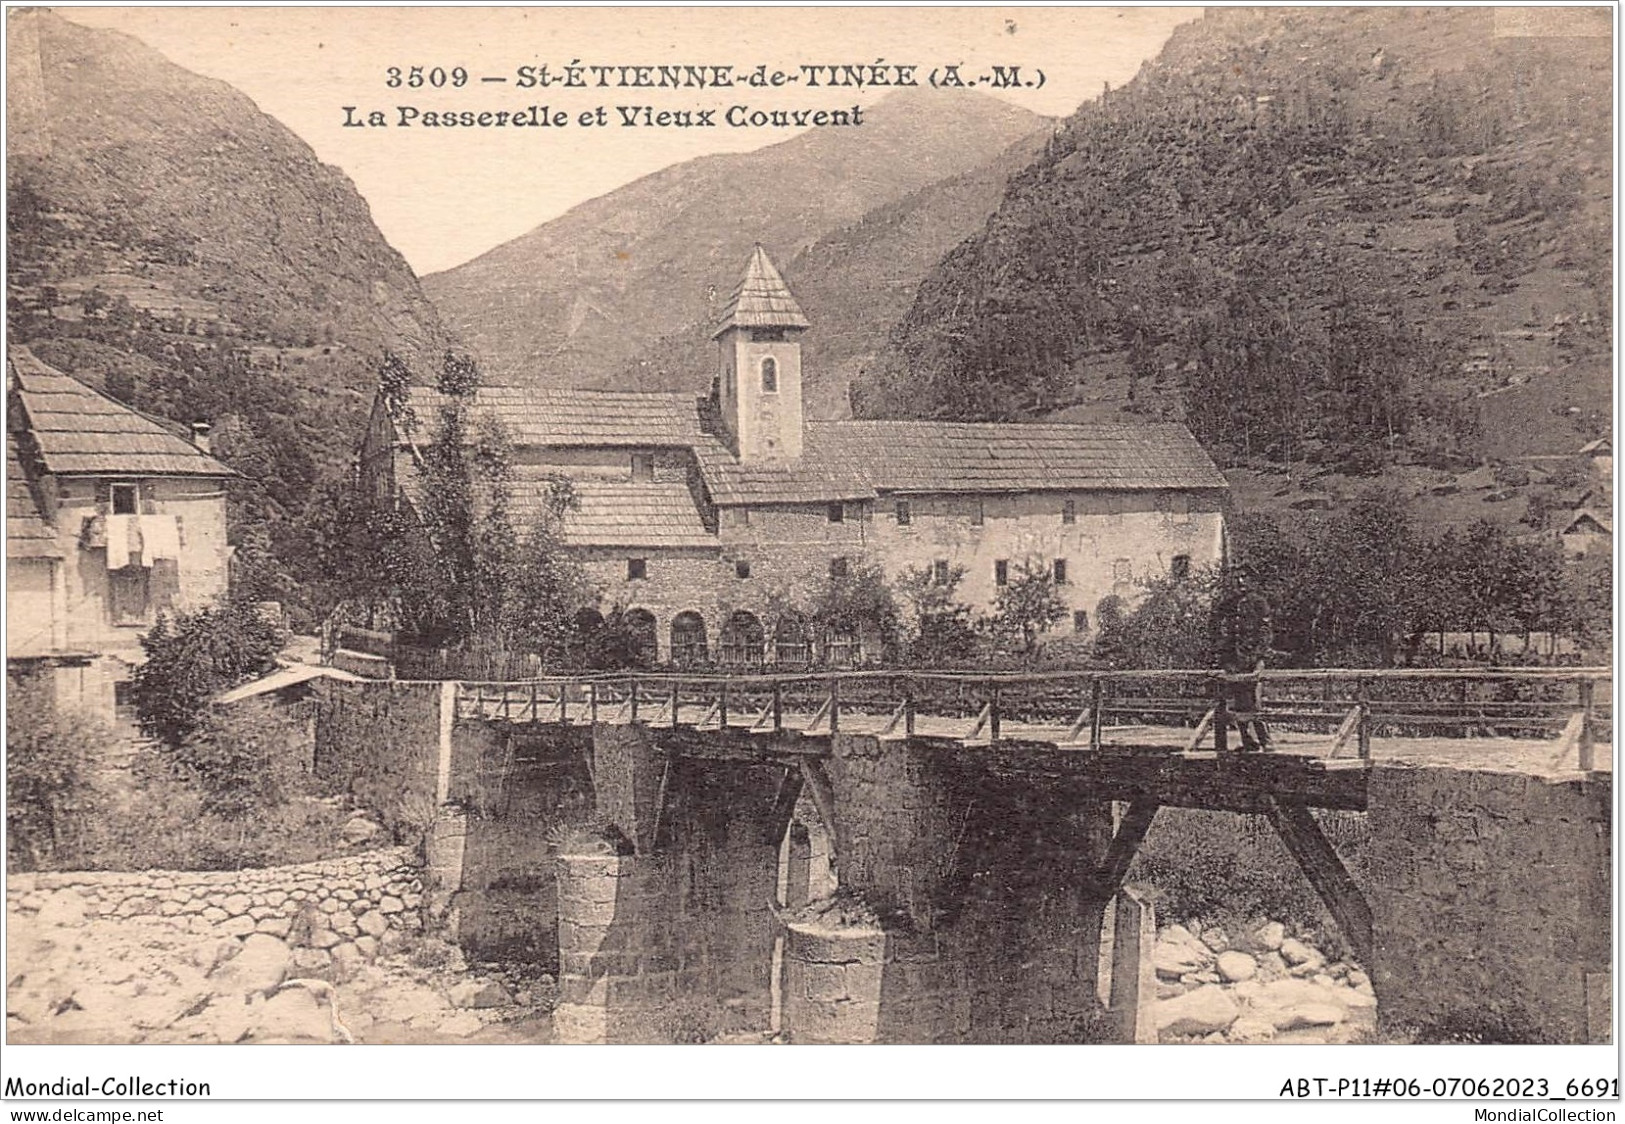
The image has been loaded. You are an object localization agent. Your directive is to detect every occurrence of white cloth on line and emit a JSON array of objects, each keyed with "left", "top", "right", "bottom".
[
  {"left": 105, "top": 513, "right": 136, "bottom": 569},
  {"left": 140, "top": 513, "right": 181, "bottom": 561}
]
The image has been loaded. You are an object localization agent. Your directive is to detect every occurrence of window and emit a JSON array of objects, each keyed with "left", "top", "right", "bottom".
[
  {"left": 109, "top": 565, "right": 149, "bottom": 625},
  {"left": 971, "top": 498, "right": 985, "bottom": 527},
  {"left": 830, "top": 557, "right": 848, "bottom": 579},
  {"left": 630, "top": 453, "right": 653, "bottom": 481},
  {"left": 1073, "top": 610, "right": 1090, "bottom": 633},
  {"left": 1063, "top": 498, "right": 1076, "bottom": 525},
  {"left": 736, "top": 560, "right": 752, "bottom": 580},
  {"left": 895, "top": 499, "right": 911, "bottom": 526},
  {"left": 1171, "top": 554, "right": 1191, "bottom": 581},
  {"left": 111, "top": 482, "right": 139, "bottom": 516},
  {"left": 628, "top": 558, "right": 647, "bottom": 581},
  {"left": 994, "top": 559, "right": 1009, "bottom": 586},
  {"left": 761, "top": 356, "right": 778, "bottom": 393},
  {"left": 1112, "top": 558, "right": 1133, "bottom": 581},
  {"left": 932, "top": 559, "right": 950, "bottom": 586},
  {"left": 1170, "top": 494, "right": 1192, "bottom": 524},
  {"left": 113, "top": 680, "right": 136, "bottom": 719},
  {"left": 1053, "top": 558, "right": 1069, "bottom": 585},
  {"left": 827, "top": 501, "right": 844, "bottom": 524}
]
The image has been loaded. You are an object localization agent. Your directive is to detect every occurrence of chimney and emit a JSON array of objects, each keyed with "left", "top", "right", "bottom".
[{"left": 190, "top": 421, "right": 211, "bottom": 455}]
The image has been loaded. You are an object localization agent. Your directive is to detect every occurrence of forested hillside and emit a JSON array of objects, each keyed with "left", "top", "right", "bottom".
[
  {"left": 855, "top": 7, "right": 1611, "bottom": 476},
  {"left": 6, "top": 10, "right": 454, "bottom": 621}
]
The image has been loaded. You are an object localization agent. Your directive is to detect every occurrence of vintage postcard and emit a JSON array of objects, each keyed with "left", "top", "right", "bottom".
[{"left": 2, "top": 1, "right": 1615, "bottom": 1110}]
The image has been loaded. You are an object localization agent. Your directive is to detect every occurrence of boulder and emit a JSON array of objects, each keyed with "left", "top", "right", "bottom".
[
  {"left": 1154, "top": 938, "right": 1210, "bottom": 979},
  {"left": 1201, "top": 928, "right": 1230, "bottom": 954},
  {"left": 1216, "top": 950, "right": 1258, "bottom": 983},
  {"left": 447, "top": 979, "right": 512, "bottom": 1010},
  {"left": 1254, "top": 921, "right": 1286, "bottom": 951},
  {"left": 220, "top": 916, "right": 258, "bottom": 939},
  {"left": 1155, "top": 985, "right": 1239, "bottom": 1038},
  {"left": 357, "top": 910, "right": 390, "bottom": 939},
  {"left": 1346, "top": 969, "right": 1371, "bottom": 990},
  {"left": 251, "top": 987, "right": 334, "bottom": 1042},
  {"left": 1273, "top": 1003, "right": 1346, "bottom": 1032},
  {"left": 328, "top": 942, "right": 366, "bottom": 983},
  {"left": 1279, "top": 937, "right": 1321, "bottom": 967},
  {"left": 1228, "top": 1015, "right": 1277, "bottom": 1043},
  {"left": 209, "top": 933, "right": 291, "bottom": 999},
  {"left": 1257, "top": 952, "right": 1289, "bottom": 980},
  {"left": 342, "top": 818, "right": 384, "bottom": 846},
  {"left": 290, "top": 948, "right": 332, "bottom": 973}
]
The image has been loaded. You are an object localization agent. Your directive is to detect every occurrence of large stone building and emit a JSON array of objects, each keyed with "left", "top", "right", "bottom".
[
  {"left": 6, "top": 349, "right": 234, "bottom": 717},
  {"left": 360, "top": 247, "right": 1227, "bottom": 666}
]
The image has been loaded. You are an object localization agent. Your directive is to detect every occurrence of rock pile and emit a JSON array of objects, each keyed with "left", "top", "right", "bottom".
[
  {"left": 6, "top": 894, "right": 545, "bottom": 1044},
  {"left": 1150, "top": 921, "right": 1376, "bottom": 1044}
]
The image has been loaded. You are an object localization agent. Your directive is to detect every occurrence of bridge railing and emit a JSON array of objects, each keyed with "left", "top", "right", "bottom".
[{"left": 448, "top": 667, "right": 1611, "bottom": 764}]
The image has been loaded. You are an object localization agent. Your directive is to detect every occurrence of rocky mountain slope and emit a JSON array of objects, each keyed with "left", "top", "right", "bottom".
[
  {"left": 856, "top": 7, "right": 1612, "bottom": 487},
  {"left": 6, "top": 9, "right": 454, "bottom": 616},
  {"left": 424, "top": 90, "right": 1048, "bottom": 403}
]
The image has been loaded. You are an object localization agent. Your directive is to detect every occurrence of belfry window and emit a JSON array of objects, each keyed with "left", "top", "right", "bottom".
[{"left": 761, "top": 357, "right": 778, "bottom": 393}]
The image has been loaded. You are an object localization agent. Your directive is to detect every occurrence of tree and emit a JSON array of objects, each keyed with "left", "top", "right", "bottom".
[
  {"left": 896, "top": 564, "right": 982, "bottom": 666},
  {"left": 6, "top": 673, "right": 100, "bottom": 870},
  {"left": 991, "top": 557, "right": 1067, "bottom": 655},
  {"left": 808, "top": 561, "right": 900, "bottom": 663},
  {"left": 1098, "top": 565, "right": 1223, "bottom": 669},
  {"left": 131, "top": 602, "right": 283, "bottom": 750}
]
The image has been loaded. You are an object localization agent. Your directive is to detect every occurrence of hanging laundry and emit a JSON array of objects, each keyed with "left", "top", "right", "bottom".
[
  {"left": 140, "top": 513, "right": 182, "bottom": 561},
  {"left": 105, "top": 513, "right": 136, "bottom": 569}
]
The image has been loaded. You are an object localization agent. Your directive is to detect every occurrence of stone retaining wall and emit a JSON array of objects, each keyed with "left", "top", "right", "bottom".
[{"left": 6, "top": 847, "right": 424, "bottom": 951}]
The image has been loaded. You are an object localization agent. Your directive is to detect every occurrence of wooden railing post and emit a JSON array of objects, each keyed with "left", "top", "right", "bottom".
[
  {"left": 772, "top": 679, "right": 784, "bottom": 732},
  {"left": 828, "top": 675, "right": 840, "bottom": 735},
  {"left": 1578, "top": 677, "right": 1596, "bottom": 772},
  {"left": 559, "top": 680, "right": 569, "bottom": 725},
  {"left": 1213, "top": 674, "right": 1230, "bottom": 756},
  {"left": 671, "top": 679, "right": 681, "bottom": 729},
  {"left": 1090, "top": 677, "right": 1105, "bottom": 751},
  {"left": 989, "top": 681, "right": 1002, "bottom": 746},
  {"left": 588, "top": 681, "right": 598, "bottom": 726},
  {"left": 1356, "top": 679, "right": 1371, "bottom": 760},
  {"left": 905, "top": 685, "right": 916, "bottom": 739},
  {"left": 719, "top": 680, "right": 729, "bottom": 731}
]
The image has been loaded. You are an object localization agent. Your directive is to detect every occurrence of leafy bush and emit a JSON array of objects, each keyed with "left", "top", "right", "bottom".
[
  {"left": 990, "top": 557, "right": 1067, "bottom": 655},
  {"left": 6, "top": 672, "right": 103, "bottom": 871},
  {"left": 132, "top": 601, "right": 282, "bottom": 749}
]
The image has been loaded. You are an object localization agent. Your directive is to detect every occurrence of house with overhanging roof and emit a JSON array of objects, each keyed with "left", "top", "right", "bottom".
[
  {"left": 360, "top": 246, "right": 1227, "bottom": 666},
  {"left": 7, "top": 348, "right": 233, "bottom": 717}
]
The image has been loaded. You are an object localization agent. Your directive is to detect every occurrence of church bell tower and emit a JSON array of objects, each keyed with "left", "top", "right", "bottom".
[{"left": 713, "top": 244, "right": 808, "bottom": 463}]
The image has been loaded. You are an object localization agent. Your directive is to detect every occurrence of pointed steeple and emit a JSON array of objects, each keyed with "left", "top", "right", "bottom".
[{"left": 711, "top": 244, "right": 810, "bottom": 338}]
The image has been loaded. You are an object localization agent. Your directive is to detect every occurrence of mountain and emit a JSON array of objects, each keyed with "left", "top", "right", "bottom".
[
  {"left": 621, "top": 128, "right": 1049, "bottom": 417},
  {"left": 6, "top": 9, "right": 454, "bottom": 618},
  {"left": 855, "top": 7, "right": 1612, "bottom": 493},
  {"left": 423, "top": 90, "right": 1047, "bottom": 398}
]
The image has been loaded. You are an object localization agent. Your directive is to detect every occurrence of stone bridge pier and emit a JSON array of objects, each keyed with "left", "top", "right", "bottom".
[
  {"left": 552, "top": 725, "right": 793, "bottom": 1043},
  {"left": 781, "top": 733, "right": 1117, "bottom": 1043}
]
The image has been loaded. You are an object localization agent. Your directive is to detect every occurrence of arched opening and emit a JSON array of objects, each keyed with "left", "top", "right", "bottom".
[
  {"left": 773, "top": 613, "right": 810, "bottom": 666},
  {"left": 670, "top": 611, "right": 709, "bottom": 668},
  {"left": 822, "top": 629, "right": 860, "bottom": 669},
  {"left": 624, "top": 608, "right": 658, "bottom": 667},
  {"left": 719, "top": 610, "right": 765, "bottom": 668},
  {"left": 760, "top": 356, "right": 778, "bottom": 393}
]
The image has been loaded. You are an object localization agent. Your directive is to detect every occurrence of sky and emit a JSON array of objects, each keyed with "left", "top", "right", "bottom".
[{"left": 60, "top": 5, "right": 1199, "bottom": 275}]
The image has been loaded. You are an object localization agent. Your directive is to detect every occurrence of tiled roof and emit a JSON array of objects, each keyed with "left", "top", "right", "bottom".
[
  {"left": 10, "top": 349, "right": 233, "bottom": 477},
  {"left": 402, "top": 466, "right": 717, "bottom": 550},
  {"left": 692, "top": 431, "right": 876, "bottom": 504},
  {"left": 694, "top": 420, "right": 1227, "bottom": 503},
  {"left": 1564, "top": 507, "right": 1612, "bottom": 534},
  {"left": 557, "top": 479, "right": 716, "bottom": 549},
  {"left": 402, "top": 386, "right": 704, "bottom": 448},
  {"left": 710, "top": 245, "right": 810, "bottom": 338},
  {"left": 7, "top": 435, "right": 60, "bottom": 559}
]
